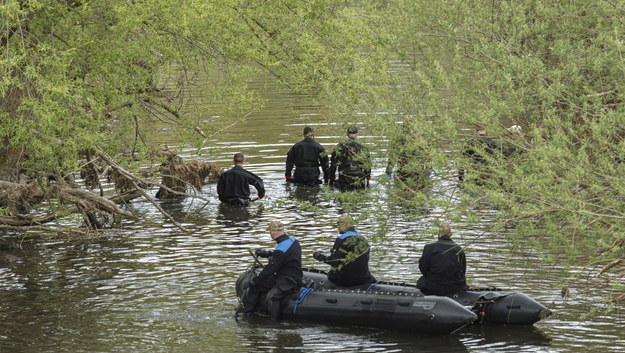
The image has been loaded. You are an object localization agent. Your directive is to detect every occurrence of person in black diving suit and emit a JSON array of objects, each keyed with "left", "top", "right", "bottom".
[
  {"left": 312, "top": 214, "right": 376, "bottom": 287},
  {"left": 328, "top": 127, "right": 371, "bottom": 191},
  {"left": 458, "top": 127, "right": 498, "bottom": 182},
  {"left": 217, "top": 153, "right": 265, "bottom": 206},
  {"left": 285, "top": 126, "right": 329, "bottom": 186},
  {"left": 242, "top": 221, "right": 302, "bottom": 321},
  {"left": 416, "top": 225, "right": 469, "bottom": 296}
]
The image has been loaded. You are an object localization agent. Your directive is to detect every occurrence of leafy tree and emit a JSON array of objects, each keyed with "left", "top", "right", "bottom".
[
  {"left": 0, "top": 0, "right": 390, "bottom": 235},
  {"left": 373, "top": 0, "right": 625, "bottom": 302}
]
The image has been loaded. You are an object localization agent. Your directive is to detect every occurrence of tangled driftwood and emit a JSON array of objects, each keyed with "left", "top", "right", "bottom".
[{"left": 1, "top": 150, "right": 223, "bottom": 238}]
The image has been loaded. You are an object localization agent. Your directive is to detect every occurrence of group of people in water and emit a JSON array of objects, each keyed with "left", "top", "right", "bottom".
[
  {"left": 217, "top": 125, "right": 372, "bottom": 207},
  {"left": 218, "top": 126, "right": 470, "bottom": 321}
]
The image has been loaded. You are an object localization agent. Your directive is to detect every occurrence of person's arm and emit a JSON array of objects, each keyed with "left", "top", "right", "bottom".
[
  {"left": 216, "top": 174, "right": 226, "bottom": 200},
  {"left": 328, "top": 146, "right": 339, "bottom": 185},
  {"left": 319, "top": 147, "right": 330, "bottom": 182},
  {"left": 254, "top": 250, "right": 286, "bottom": 283},
  {"left": 285, "top": 145, "right": 295, "bottom": 180},
  {"left": 248, "top": 172, "right": 265, "bottom": 199},
  {"left": 313, "top": 238, "right": 345, "bottom": 266},
  {"left": 459, "top": 249, "right": 467, "bottom": 276},
  {"left": 418, "top": 245, "right": 430, "bottom": 276}
]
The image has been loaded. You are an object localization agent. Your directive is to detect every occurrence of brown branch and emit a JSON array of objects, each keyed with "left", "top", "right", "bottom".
[
  {"left": 0, "top": 189, "right": 142, "bottom": 227},
  {"left": 98, "top": 153, "right": 189, "bottom": 233},
  {"left": 596, "top": 255, "right": 625, "bottom": 277}
]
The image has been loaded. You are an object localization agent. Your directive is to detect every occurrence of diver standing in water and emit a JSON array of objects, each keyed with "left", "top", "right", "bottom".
[{"left": 285, "top": 126, "right": 329, "bottom": 186}]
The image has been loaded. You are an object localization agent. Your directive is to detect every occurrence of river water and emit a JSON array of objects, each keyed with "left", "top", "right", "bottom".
[{"left": 1, "top": 79, "right": 624, "bottom": 353}]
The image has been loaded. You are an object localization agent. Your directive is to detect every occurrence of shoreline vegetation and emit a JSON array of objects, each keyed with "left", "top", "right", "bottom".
[{"left": 1, "top": 1, "right": 623, "bottom": 304}]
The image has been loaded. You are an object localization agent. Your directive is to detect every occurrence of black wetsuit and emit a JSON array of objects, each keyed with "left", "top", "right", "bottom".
[
  {"left": 313, "top": 229, "right": 376, "bottom": 287},
  {"left": 417, "top": 235, "right": 468, "bottom": 295},
  {"left": 458, "top": 134, "right": 498, "bottom": 181},
  {"left": 243, "top": 234, "right": 302, "bottom": 320},
  {"left": 217, "top": 165, "right": 265, "bottom": 206},
  {"left": 329, "top": 138, "right": 371, "bottom": 190},
  {"left": 285, "top": 137, "right": 329, "bottom": 185}
]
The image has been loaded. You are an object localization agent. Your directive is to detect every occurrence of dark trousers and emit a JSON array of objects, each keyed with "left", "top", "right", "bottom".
[
  {"left": 242, "top": 275, "right": 297, "bottom": 321},
  {"left": 293, "top": 169, "right": 322, "bottom": 186},
  {"left": 336, "top": 175, "right": 367, "bottom": 191}
]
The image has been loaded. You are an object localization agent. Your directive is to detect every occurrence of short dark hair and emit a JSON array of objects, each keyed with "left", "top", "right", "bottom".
[
  {"left": 347, "top": 126, "right": 358, "bottom": 134},
  {"left": 439, "top": 224, "right": 453, "bottom": 237},
  {"left": 303, "top": 126, "right": 314, "bottom": 136},
  {"left": 233, "top": 153, "right": 245, "bottom": 164}
]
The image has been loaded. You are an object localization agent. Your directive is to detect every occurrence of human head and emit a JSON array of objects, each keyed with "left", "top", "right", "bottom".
[
  {"left": 233, "top": 153, "right": 245, "bottom": 165},
  {"left": 266, "top": 220, "right": 286, "bottom": 239},
  {"left": 336, "top": 214, "right": 355, "bottom": 233},
  {"left": 438, "top": 224, "right": 453, "bottom": 238},
  {"left": 303, "top": 126, "right": 315, "bottom": 137},
  {"left": 347, "top": 126, "right": 359, "bottom": 137},
  {"left": 475, "top": 128, "right": 486, "bottom": 136}
]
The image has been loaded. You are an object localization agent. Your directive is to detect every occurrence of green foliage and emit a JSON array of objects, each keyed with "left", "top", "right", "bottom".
[
  {"left": 365, "top": 0, "right": 625, "bottom": 294},
  {"left": 2, "top": 0, "right": 624, "bottom": 297},
  {"left": 1, "top": 0, "right": 391, "bottom": 173}
]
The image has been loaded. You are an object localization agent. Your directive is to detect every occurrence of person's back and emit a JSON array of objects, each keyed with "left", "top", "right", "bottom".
[
  {"left": 313, "top": 215, "right": 376, "bottom": 287},
  {"left": 386, "top": 133, "right": 432, "bottom": 187},
  {"left": 463, "top": 129, "right": 498, "bottom": 164},
  {"left": 329, "top": 127, "right": 371, "bottom": 190},
  {"left": 459, "top": 128, "right": 498, "bottom": 182},
  {"left": 417, "top": 226, "right": 468, "bottom": 296},
  {"left": 285, "top": 127, "right": 329, "bottom": 185},
  {"left": 217, "top": 153, "right": 265, "bottom": 206}
]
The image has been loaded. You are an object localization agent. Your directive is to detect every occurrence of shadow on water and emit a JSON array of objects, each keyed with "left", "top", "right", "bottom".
[
  {"left": 459, "top": 324, "right": 552, "bottom": 350},
  {"left": 215, "top": 203, "right": 265, "bottom": 236},
  {"left": 284, "top": 183, "right": 322, "bottom": 204},
  {"left": 236, "top": 315, "right": 470, "bottom": 353}
]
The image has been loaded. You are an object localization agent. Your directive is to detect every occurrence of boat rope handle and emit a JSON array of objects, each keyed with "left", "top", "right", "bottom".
[
  {"left": 293, "top": 287, "right": 313, "bottom": 313},
  {"left": 366, "top": 281, "right": 381, "bottom": 291}
]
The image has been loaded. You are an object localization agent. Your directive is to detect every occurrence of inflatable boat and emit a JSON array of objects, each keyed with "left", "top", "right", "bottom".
[
  {"left": 301, "top": 268, "right": 552, "bottom": 325},
  {"left": 236, "top": 266, "right": 477, "bottom": 334}
]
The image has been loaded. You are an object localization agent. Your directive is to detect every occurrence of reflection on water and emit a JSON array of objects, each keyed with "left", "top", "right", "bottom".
[{"left": 1, "top": 82, "right": 624, "bottom": 353}]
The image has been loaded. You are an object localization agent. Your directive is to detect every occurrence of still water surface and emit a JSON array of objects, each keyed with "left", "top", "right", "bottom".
[{"left": 1, "top": 82, "right": 624, "bottom": 353}]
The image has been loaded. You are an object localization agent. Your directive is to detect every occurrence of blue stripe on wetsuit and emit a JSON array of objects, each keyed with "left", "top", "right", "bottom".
[
  {"left": 275, "top": 236, "right": 297, "bottom": 252},
  {"left": 338, "top": 231, "right": 364, "bottom": 240}
]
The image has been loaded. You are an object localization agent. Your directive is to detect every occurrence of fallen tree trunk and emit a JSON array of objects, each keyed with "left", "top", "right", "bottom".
[{"left": 0, "top": 186, "right": 142, "bottom": 227}]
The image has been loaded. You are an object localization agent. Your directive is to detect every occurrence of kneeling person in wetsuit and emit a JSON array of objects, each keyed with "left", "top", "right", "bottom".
[
  {"left": 243, "top": 221, "right": 302, "bottom": 321},
  {"left": 312, "top": 214, "right": 376, "bottom": 287},
  {"left": 417, "top": 225, "right": 469, "bottom": 295}
]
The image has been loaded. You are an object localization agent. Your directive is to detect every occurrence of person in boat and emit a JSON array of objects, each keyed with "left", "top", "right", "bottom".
[
  {"left": 312, "top": 214, "right": 376, "bottom": 286},
  {"left": 458, "top": 127, "right": 498, "bottom": 182},
  {"left": 242, "top": 221, "right": 302, "bottom": 321},
  {"left": 285, "top": 126, "right": 330, "bottom": 186},
  {"left": 328, "top": 127, "right": 371, "bottom": 191},
  {"left": 417, "top": 225, "right": 469, "bottom": 296},
  {"left": 217, "top": 153, "right": 265, "bottom": 206}
]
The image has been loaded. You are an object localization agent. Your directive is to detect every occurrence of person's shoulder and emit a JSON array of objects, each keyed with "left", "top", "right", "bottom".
[
  {"left": 244, "top": 169, "right": 263, "bottom": 179},
  {"left": 308, "top": 139, "right": 323, "bottom": 146}
]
